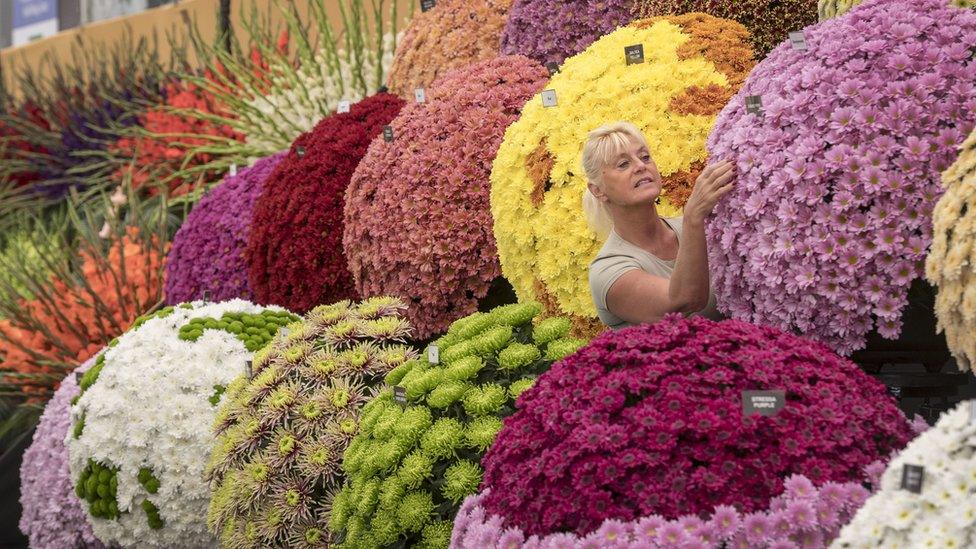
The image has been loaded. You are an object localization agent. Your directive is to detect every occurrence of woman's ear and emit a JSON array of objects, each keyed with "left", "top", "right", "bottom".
[{"left": 588, "top": 181, "right": 608, "bottom": 202}]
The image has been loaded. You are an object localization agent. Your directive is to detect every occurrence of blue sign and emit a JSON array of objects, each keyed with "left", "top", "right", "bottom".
[{"left": 12, "top": 0, "right": 57, "bottom": 29}]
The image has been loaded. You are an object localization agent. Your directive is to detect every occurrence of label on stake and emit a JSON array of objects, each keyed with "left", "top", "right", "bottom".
[
  {"left": 541, "top": 89, "right": 558, "bottom": 108},
  {"left": 296, "top": 146, "right": 306, "bottom": 158},
  {"left": 245, "top": 360, "right": 253, "bottom": 379},
  {"left": 742, "top": 390, "right": 785, "bottom": 417},
  {"left": 337, "top": 100, "right": 351, "bottom": 113},
  {"left": 624, "top": 44, "right": 645, "bottom": 65},
  {"left": 901, "top": 464, "right": 924, "bottom": 493},
  {"left": 970, "top": 400, "right": 976, "bottom": 423},
  {"left": 229, "top": 163, "right": 237, "bottom": 177},
  {"left": 421, "top": 0, "right": 436, "bottom": 11},
  {"left": 383, "top": 126, "right": 394, "bottom": 142},
  {"left": 546, "top": 62, "right": 559, "bottom": 76},
  {"left": 394, "top": 385, "right": 407, "bottom": 407},
  {"left": 414, "top": 88, "right": 427, "bottom": 104},
  {"left": 788, "top": 31, "right": 808, "bottom": 51},
  {"left": 428, "top": 345, "right": 439, "bottom": 364},
  {"left": 745, "top": 95, "right": 764, "bottom": 116},
  {"left": 202, "top": 290, "right": 210, "bottom": 302},
  {"left": 76, "top": 372, "right": 83, "bottom": 384}
]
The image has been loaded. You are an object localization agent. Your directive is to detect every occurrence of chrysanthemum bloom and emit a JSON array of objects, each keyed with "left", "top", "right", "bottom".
[
  {"left": 491, "top": 14, "right": 755, "bottom": 337},
  {"left": 67, "top": 300, "right": 297, "bottom": 547},
  {"left": 833, "top": 401, "right": 976, "bottom": 547},
  {"left": 330, "top": 302, "right": 586, "bottom": 548},
  {"left": 344, "top": 56, "right": 548, "bottom": 340},
  {"left": 500, "top": 0, "right": 636, "bottom": 66},
  {"left": 451, "top": 473, "right": 874, "bottom": 548},
  {"left": 386, "top": 0, "right": 512, "bottom": 97},
  {"left": 479, "top": 315, "right": 913, "bottom": 537},
  {"left": 634, "top": 0, "right": 819, "bottom": 58},
  {"left": 927, "top": 129, "right": 976, "bottom": 372},
  {"left": 165, "top": 152, "right": 285, "bottom": 305},
  {"left": 245, "top": 93, "right": 404, "bottom": 313},
  {"left": 207, "top": 297, "right": 414, "bottom": 548},
  {"left": 818, "top": 0, "right": 973, "bottom": 20},
  {"left": 19, "top": 359, "right": 104, "bottom": 549},
  {"left": 706, "top": 0, "right": 976, "bottom": 355}
]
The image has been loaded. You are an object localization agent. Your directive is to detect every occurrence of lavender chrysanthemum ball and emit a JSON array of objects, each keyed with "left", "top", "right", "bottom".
[
  {"left": 706, "top": 0, "right": 976, "bottom": 355},
  {"left": 164, "top": 152, "right": 285, "bottom": 304},
  {"left": 500, "top": 0, "right": 636, "bottom": 66},
  {"left": 19, "top": 357, "right": 104, "bottom": 549}
]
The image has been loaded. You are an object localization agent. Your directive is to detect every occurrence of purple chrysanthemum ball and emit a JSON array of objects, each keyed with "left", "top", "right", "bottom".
[
  {"left": 19, "top": 357, "right": 104, "bottom": 549},
  {"left": 499, "top": 0, "right": 636, "bottom": 66},
  {"left": 706, "top": 0, "right": 976, "bottom": 355},
  {"left": 164, "top": 152, "right": 285, "bottom": 304}
]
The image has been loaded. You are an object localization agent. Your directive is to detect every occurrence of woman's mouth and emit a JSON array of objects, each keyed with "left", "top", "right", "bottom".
[{"left": 634, "top": 177, "right": 654, "bottom": 188}]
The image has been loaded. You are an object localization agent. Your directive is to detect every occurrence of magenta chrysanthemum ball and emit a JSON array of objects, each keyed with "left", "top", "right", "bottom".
[
  {"left": 479, "top": 315, "right": 913, "bottom": 537},
  {"left": 499, "top": 0, "right": 636, "bottom": 66},
  {"left": 705, "top": 0, "right": 976, "bottom": 355},
  {"left": 164, "top": 152, "right": 285, "bottom": 304},
  {"left": 19, "top": 357, "right": 104, "bottom": 549},
  {"left": 344, "top": 55, "right": 548, "bottom": 339}
]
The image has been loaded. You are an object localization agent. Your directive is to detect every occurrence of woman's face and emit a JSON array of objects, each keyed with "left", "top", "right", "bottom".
[{"left": 590, "top": 139, "right": 662, "bottom": 207}]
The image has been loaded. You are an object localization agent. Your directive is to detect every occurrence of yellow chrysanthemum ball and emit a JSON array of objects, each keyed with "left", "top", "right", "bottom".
[
  {"left": 926, "top": 129, "right": 976, "bottom": 372},
  {"left": 818, "top": 0, "right": 972, "bottom": 19},
  {"left": 490, "top": 13, "right": 755, "bottom": 336}
]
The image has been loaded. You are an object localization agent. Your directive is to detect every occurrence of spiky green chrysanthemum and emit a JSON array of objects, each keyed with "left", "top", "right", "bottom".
[
  {"left": 441, "top": 460, "right": 482, "bottom": 503},
  {"left": 545, "top": 337, "right": 587, "bottom": 361},
  {"left": 333, "top": 302, "right": 586, "bottom": 547}
]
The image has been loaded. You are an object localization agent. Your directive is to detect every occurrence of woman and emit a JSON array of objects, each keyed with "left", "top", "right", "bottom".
[{"left": 585, "top": 121, "right": 735, "bottom": 328}]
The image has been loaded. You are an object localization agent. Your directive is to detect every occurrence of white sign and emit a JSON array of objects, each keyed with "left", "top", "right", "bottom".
[
  {"left": 337, "top": 101, "right": 351, "bottom": 114},
  {"left": 541, "top": 89, "right": 558, "bottom": 108},
  {"left": 414, "top": 88, "right": 427, "bottom": 104}
]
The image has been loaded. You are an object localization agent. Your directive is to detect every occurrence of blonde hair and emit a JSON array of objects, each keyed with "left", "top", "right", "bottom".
[{"left": 581, "top": 121, "right": 649, "bottom": 238}]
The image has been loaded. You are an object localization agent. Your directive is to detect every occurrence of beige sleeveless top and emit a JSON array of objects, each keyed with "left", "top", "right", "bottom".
[{"left": 588, "top": 217, "right": 721, "bottom": 329}]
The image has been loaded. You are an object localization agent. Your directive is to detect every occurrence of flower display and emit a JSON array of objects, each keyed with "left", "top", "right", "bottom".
[
  {"left": 0, "top": 230, "right": 165, "bottom": 401},
  {"left": 479, "top": 315, "right": 913, "bottom": 537},
  {"left": 490, "top": 14, "right": 755, "bottom": 336},
  {"left": 386, "top": 0, "right": 513, "bottom": 98},
  {"left": 928, "top": 129, "right": 976, "bottom": 372},
  {"left": 66, "top": 300, "right": 298, "bottom": 547},
  {"left": 343, "top": 56, "right": 548, "bottom": 340},
  {"left": 165, "top": 152, "right": 286, "bottom": 305},
  {"left": 110, "top": 78, "right": 244, "bottom": 196},
  {"left": 206, "top": 297, "right": 415, "bottom": 548},
  {"left": 330, "top": 302, "right": 587, "bottom": 548},
  {"left": 818, "top": 0, "right": 973, "bottom": 20},
  {"left": 244, "top": 35, "right": 397, "bottom": 153},
  {"left": 705, "top": 0, "right": 976, "bottom": 355},
  {"left": 635, "top": 0, "right": 818, "bottom": 58},
  {"left": 833, "top": 400, "right": 976, "bottom": 547},
  {"left": 19, "top": 358, "right": 104, "bottom": 549},
  {"left": 246, "top": 93, "right": 404, "bottom": 313},
  {"left": 453, "top": 477, "right": 871, "bottom": 549},
  {"left": 499, "top": 0, "right": 636, "bottom": 66}
]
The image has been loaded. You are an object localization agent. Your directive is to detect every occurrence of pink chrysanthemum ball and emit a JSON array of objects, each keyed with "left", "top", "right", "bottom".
[
  {"left": 19, "top": 358, "right": 104, "bottom": 549},
  {"left": 479, "top": 315, "right": 914, "bottom": 538},
  {"left": 344, "top": 55, "right": 549, "bottom": 340},
  {"left": 705, "top": 0, "right": 976, "bottom": 355}
]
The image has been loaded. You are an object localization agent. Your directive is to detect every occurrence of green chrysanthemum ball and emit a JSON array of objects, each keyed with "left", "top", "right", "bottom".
[
  {"left": 67, "top": 299, "right": 298, "bottom": 548},
  {"left": 331, "top": 302, "right": 586, "bottom": 548},
  {"left": 206, "top": 297, "right": 416, "bottom": 548}
]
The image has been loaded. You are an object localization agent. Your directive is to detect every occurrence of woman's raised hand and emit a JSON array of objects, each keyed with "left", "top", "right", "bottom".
[{"left": 683, "top": 160, "right": 736, "bottom": 224}]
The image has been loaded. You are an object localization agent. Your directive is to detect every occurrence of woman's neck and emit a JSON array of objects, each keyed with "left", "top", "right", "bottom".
[{"left": 611, "top": 203, "right": 673, "bottom": 253}]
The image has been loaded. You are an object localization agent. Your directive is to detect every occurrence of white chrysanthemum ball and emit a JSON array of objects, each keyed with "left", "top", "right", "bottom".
[{"left": 66, "top": 299, "right": 298, "bottom": 548}]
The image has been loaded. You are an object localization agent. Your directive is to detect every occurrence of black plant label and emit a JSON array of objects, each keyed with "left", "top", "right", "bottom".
[
  {"left": 901, "top": 464, "right": 924, "bottom": 494},
  {"left": 742, "top": 390, "right": 785, "bottom": 417},
  {"left": 625, "top": 44, "right": 645, "bottom": 65}
]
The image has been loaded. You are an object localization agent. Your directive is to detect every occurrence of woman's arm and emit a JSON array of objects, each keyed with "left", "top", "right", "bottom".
[{"left": 605, "top": 161, "right": 735, "bottom": 324}]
